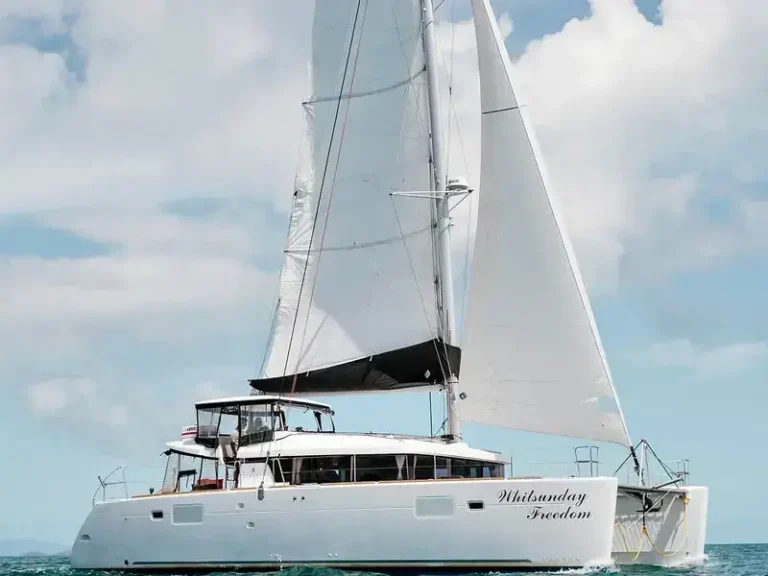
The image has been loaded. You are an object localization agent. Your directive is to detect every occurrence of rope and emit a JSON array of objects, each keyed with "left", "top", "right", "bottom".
[
  {"left": 614, "top": 520, "right": 641, "bottom": 561},
  {"left": 642, "top": 495, "right": 690, "bottom": 558},
  {"left": 616, "top": 493, "right": 690, "bottom": 560}
]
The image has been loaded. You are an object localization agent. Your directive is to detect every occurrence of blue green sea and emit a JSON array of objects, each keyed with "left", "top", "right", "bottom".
[{"left": 0, "top": 545, "right": 765, "bottom": 576}]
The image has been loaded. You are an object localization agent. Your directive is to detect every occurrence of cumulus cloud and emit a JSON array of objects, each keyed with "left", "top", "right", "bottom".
[
  {"left": 0, "top": 1, "right": 308, "bottom": 453},
  {"left": 437, "top": 0, "right": 768, "bottom": 291},
  {"left": 3, "top": 0, "right": 768, "bottom": 452},
  {"left": 0, "top": 0, "right": 311, "bottom": 214}
]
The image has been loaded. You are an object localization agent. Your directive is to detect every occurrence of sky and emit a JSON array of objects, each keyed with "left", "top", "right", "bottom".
[{"left": 0, "top": 0, "right": 766, "bottom": 547}]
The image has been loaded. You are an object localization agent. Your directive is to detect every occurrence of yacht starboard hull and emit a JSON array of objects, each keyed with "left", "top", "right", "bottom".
[{"left": 71, "top": 476, "right": 619, "bottom": 571}]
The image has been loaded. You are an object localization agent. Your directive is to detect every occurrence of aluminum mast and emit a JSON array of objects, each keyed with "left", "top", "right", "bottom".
[{"left": 421, "top": 0, "right": 460, "bottom": 438}]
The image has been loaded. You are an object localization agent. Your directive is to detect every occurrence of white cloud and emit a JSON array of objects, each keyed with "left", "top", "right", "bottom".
[
  {"left": 27, "top": 377, "right": 130, "bottom": 427},
  {"left": 0, "top": 0, "right": 311, "bottom": 215},
  {"left": 436, "top": 0, "right": 768, "bottom": 291},
  {"left": 3, "top": 0, "right": 768, "bottom": 455},
  {"left": 2, "top": 253, "right": 270, "bottom": 323},
  {"left": 639, "top": 338, "right": 768, "bottom": 379}
]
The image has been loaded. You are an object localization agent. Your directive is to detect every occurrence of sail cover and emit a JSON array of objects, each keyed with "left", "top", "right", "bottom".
[
  {"left": 253, "top": 0, "right": 457, "bottom": 395},
  {"left": 459, "top": 0, "right": 631, "bottom": 446}
]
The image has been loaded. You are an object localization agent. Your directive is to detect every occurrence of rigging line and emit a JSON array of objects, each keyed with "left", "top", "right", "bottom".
[
  {"left": 390, "top": 195, "right": 449, "bottom": 385},
  {"left": 277, "top": 0, "right": 365, "bottom": 395},
  {"left": 291, "top": 0, "right": 371, "bottom": 391},
  {"left": 450, "top": 103, "right": 471, "bottom": 179},
  {"left": 446, "top": 189, "right": 471, "bottom": 214},
  {"left": 425, "top": 153, "right": 451, "bottom": 380},
  {"left": 460, "top": 189, "right": 473, "bottom": 338},
  {"left": 389, "top": 197, "right": 439, "bottom": 341},
  {"left": 428, "top": 391, "right": 434, "bottom": 437},
  {"left": 644, "top": 441, "right": 679, "bottom": 482},
  {"left": 429, "top": 204, "right": 458, "bottom": 380},
  {"left": 445, "top": 0, "right": 456, "bottom": 186}
]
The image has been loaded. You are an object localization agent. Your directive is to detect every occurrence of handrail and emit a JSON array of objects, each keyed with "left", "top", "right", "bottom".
[{"left": 92, "top": 466, "right": 129, "bottom": 507}]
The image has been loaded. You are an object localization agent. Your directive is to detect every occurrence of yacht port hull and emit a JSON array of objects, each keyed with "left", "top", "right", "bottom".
[
  {"left": 71, "top": 476, "right": 619, "bottom": 571},
  {"left": 612, "top": 485, "right": 709, "bottom": 567}
]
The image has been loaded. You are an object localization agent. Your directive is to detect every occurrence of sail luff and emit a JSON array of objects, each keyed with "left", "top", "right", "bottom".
[{"left": 459, "top": 0, "right": 632, "bottom": 446}]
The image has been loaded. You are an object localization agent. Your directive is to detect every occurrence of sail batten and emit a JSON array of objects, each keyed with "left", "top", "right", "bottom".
[
  {"left": 255, "top": 0, "right": 446, "bottom": 394},
  {"left": 459, "top": 0, "right": 632, "bottom": 447}
]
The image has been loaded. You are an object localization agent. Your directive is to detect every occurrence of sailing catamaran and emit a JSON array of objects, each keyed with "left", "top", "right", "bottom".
[{"left": 70, "top": 0, "right": 708, "bottom": 571}]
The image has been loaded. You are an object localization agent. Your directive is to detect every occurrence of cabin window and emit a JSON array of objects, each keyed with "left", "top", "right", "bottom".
[
  {"left": 295, "top": 456, "right": 352, "bottom": 484},
  {"left": 452, "top": 458, "right": 494, "bottom": 479},
  {"left": 355, "top": 455, "right": 405, "bottom": 482},
  {"left": 436, "top": 457, "right": 451, "bottom": 479},
  {"left": 435, "top": 458, "right": 504, "bottom": 479},
  {"left": 262, "top": 454, "right": 501, "bottom": 486},
  {"left": 412, "top": 455, "right": 436, "bottom": 480}
]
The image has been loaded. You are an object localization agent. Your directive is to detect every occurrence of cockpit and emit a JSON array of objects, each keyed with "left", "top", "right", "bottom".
[{"left": 193, "top": 395, "right": 335, "bottom": 451}]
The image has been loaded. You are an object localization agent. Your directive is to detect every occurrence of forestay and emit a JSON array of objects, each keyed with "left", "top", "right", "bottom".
[
  {"left": 254, "top": 0, "right": 457, "bottom": 395},
  {"left": 458, "top": 0, "right": 631, "bottom": 446}
]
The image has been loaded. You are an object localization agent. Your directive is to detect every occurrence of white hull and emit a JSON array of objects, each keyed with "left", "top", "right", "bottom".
[
  {"left": 72, "top": 476, "right": 618, "bottom": 571},
  {"left": 613, "top": 485, "right": 709, "bottom": 567}
]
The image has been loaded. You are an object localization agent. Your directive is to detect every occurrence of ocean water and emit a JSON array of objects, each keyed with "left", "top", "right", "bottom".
[{"left": 0, "top": 545, "right": 765, "bottom": 576}]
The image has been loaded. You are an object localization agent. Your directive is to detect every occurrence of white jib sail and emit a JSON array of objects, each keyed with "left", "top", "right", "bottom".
[
  {"left": 262, "top": 0, "right": 441, "bottom": 381},
  {"left": 459, "top": 0, "right": 632, "bottom": 446}
]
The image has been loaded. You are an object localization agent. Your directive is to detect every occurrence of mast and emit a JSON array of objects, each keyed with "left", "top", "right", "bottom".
[{"left": 422, "top": 0, "right": 461, "bottom": 438}]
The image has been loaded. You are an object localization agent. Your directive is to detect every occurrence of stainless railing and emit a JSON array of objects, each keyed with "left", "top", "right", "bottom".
[{"left": 92, "top": 466, "right": 129, "bottom": 507}]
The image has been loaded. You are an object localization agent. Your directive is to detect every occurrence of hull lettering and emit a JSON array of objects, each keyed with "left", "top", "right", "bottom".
[
  {"left": 496, "top": 489, "right": 593, "bottom": 520},
  {"left": 527, "top": 506, "right": 592, "bottom": 520},
  {"left": 497, "top": 488, "right": 588, "bottom": 508}
]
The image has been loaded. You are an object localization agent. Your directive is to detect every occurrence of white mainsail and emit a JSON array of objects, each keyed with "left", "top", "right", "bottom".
[
  {"left": 258, "top": 0, "right": 452, "bottom": 393},
  {"left": 459, "top": 0, "right": 632, "bottom": 446}
]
